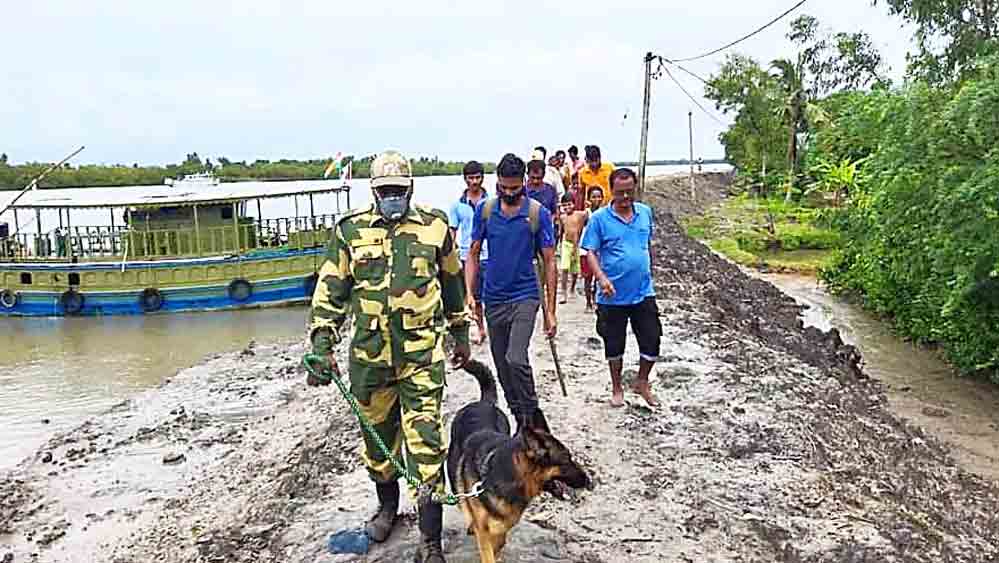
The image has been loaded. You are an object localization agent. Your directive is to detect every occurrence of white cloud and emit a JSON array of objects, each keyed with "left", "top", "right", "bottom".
[{"left": 0, "top": 0, "right": 914, "bottom": 165}]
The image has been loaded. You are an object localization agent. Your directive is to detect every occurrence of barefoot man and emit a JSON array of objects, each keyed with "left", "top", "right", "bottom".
[
  {"left": 558, "top": 193, "right": 587, "bottom": 304},
  {"left": 581, "top": 168, "right": 661, "bottom": 408}
]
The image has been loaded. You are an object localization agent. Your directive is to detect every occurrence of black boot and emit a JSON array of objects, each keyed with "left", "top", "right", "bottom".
[
  {"left": 414, "top": 501, "right": 445, "bottom": 563},
  {"left": 365, "top": 480, "right": 400, "bottom": 543}
]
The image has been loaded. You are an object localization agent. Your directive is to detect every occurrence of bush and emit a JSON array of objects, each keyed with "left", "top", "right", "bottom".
[{"left": 811, "top": 56, "right": 999, "bottom": 381}]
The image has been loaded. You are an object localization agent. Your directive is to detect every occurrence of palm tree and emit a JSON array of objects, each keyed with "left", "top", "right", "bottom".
[{"left": 770, "top": 56, "right": 807, "bottom": 201}]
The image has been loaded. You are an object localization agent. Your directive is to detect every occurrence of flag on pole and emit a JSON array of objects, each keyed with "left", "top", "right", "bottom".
[{"left": 323, "top": 152, "right": 344, "bottom": 179}]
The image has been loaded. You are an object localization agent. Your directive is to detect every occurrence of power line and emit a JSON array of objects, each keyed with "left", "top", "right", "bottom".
[
  {"left": 667, "top": 59, "right": 711, "bottom": 86},
  {"left": 669, "top": 0, "right": 809, "bottom": 63},
  {"left": 657, "top": 60, "right": 727, "bottom": 126}
]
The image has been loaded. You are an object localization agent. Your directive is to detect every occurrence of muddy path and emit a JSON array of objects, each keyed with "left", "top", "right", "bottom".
[{"left": 3, "top": 179, "right": 999, "bottom": 562}]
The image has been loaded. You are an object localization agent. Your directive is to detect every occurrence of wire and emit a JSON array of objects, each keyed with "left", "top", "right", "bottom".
[
  {"left": 668, "top": 0, "right": 809, "bottom": 63},
  {"left": 667, "top": 59, "right": 711, "bottom": 86},
  {"left": 657, "top": 60, "right": 727, "bottom": 126}
]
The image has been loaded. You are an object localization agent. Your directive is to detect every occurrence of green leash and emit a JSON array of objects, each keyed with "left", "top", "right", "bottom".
[{"left": 302, "top": 353, "right": 483, "bottom": 507}]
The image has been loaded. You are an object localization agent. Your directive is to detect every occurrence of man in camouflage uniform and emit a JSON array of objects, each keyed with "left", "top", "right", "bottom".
[{"left": 307, "top": 150, "right": 470, "bottom": 563}]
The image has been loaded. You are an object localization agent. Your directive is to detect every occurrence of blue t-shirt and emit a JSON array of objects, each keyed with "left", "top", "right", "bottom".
[
  {"left": 527, "top": 183, "right": 558, "bottom": 218},
  {"left": 448, "top": 190, "right": 489, "bottom": 261},
  {"left": 580, "top": 202, "right": 656, "bottom": 306},
  {"left": 471, "top": 197, "right": 555, "bottom": 306}
]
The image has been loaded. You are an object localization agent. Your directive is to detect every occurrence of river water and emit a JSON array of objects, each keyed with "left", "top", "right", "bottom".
[
  {"left": 763, "top": 274, "right": 999, "bottom": 481},
  {"left": 0, "top": 165, "right": 720, "bottom": 469}
]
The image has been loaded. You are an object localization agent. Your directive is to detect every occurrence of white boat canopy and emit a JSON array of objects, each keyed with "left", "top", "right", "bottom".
[{"left": 0, "top": 180, "right": 349, "bottom": 211}]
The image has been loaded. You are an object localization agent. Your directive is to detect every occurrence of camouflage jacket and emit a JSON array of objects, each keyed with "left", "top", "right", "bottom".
[{"left": 309, "top": 204, "right": 470, "bottom": 369}]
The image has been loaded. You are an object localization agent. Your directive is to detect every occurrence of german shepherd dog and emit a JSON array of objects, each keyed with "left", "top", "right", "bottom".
[{"left": 448, "top": 360, "right": 592, "bottom": 563}]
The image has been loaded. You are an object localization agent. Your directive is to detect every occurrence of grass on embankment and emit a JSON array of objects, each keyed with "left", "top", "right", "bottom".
[{"left": 680, "top": 194, "right": 840, "bottom": 275}]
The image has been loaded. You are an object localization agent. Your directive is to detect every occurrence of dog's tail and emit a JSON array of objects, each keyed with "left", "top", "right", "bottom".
[{"left": 462, "top": 359, "right": 498, "bottom": 404}]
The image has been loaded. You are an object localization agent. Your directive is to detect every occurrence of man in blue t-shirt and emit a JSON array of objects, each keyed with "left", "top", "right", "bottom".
[
  {"left": 465, "top": 153, "right": 557, "bottom": 428},
  {"left": 581, "top": 167, "right": 661, "bottom": 408},
  {"left": 526, "top": 152, "right": 559, "bottom": 218},
  {"left": 449, "top": 160, "right": 489, "bottom": 344}
]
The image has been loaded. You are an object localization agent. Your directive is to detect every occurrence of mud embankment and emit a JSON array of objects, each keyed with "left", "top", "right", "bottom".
[{"left": 2, "top": 173, "right": 999, "bottom": 562}]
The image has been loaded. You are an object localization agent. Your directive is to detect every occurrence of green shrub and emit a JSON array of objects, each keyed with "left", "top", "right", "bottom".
[{"left": 811, "top": 56, "right": 999, "bottom": 381}]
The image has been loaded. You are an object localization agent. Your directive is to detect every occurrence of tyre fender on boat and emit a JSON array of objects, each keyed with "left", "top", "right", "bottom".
[
  {"left": 227, "top": 279, "right": 253, "bottom": 303},
  {"left": 304, "top": 272, "right": 319, "bottom": 298},
  {"left": 61, "top": 290, "right": 85, "bottom": 315},
  {"left": 139, "top": 288, "right": 164, "bottom": 313},
  {"left": 0, "top": 288, "right": 18, "bottom": 309}
]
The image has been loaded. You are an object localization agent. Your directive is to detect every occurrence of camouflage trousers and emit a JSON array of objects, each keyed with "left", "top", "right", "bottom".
[{"left": 350, "top": 359, "right": 446, "bottom": 498}]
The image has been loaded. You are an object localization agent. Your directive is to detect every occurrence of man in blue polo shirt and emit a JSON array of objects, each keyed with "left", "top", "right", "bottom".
[
  {"left": 465, "top": 153, "right": 557, "bottom": 428},
  {"left": 581, "top": 167, "right": 661, "bottom": 408},
  {"left": 449, "top": 160, "right": 489, "bottom": 344}
]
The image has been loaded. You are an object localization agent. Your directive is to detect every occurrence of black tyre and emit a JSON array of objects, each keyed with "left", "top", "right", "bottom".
[
  {"left": 61, "top": 290, "right": 85, "bottom": 315},
  {"left": 139, "top": 288, "right": 164, "bottom": 313},
  {"left": 304, "top": 273, "right": 319, "bottom": 298},
  {"left": 0, "top": 288, "right": 18, "bottom": 309},
  {"left": 227, "top": 279, "right": 253, "bottom": 302}
]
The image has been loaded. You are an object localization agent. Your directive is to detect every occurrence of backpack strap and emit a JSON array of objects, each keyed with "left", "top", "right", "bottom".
[
  {"left": 483, "top": 197, "right": 541, "bottom": 235},
  {"left": 527, "top": 198, "right": 541, "bottom": 234},
  {"left": 480, "top": 197, "right": 499, "bottom": 224}
]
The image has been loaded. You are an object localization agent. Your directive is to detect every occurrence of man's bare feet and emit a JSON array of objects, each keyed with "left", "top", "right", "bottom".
[
  {"left": 632, "top": 382, "right": 660, "bottom": 407},
  {"left": 559, "top": 296, "right": 568, "bottom": 305},
  {"left": 610, "top": 388, "right": 625, "bottom": 407},
  {"left": 585, "top": 304, "right": 593, "bottom": 313}
]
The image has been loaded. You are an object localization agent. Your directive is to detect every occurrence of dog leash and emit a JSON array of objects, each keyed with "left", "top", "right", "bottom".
[{"left": 303, "top": 353, "right": 485, "bottom": 507}]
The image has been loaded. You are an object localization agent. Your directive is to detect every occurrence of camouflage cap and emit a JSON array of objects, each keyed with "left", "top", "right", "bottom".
[{"left": 370, "top": 150, "right": 413, "bottom": 188}]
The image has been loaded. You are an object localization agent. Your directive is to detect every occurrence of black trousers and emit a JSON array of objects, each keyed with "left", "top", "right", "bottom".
[
  {"left": 485, "top": 299, "right": 540, "bottom": 419},
  {"left": 596, "top": 297, "right": 662, "bottom": 361}
]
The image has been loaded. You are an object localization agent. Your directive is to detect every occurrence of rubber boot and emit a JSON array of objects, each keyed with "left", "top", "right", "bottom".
[
  {"left": 414, "top": 501, "right": 445, "bottom": 563},
  {"left": 365, "top": 481, "right": 400, "bottom": 543}
]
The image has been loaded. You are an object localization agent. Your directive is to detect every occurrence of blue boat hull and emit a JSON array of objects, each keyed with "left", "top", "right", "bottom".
[{"left": 1, "top": 274, "right": 316, "bottom": 317}]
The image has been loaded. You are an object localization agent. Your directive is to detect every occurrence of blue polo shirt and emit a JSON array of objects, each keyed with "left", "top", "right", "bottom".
[
  {"left": 471, "top": 197, "right": 555, "bottom": 306},
  {"left": 581, "top": 202, "right": 655, "bottom": 306},
  {"left": 448, "top": 190, "right": 489, "bottom": 261},
  {"left": 527, "top": 183, "right": 559, "bottom": 218}
]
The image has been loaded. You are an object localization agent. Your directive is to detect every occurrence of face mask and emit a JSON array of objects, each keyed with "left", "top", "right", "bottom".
[
  {"left": 500, "top": 188, "right": 524, "bottom": 205},
  {"left": 374, "top": 187, "right": 411, "bottom": 221}
]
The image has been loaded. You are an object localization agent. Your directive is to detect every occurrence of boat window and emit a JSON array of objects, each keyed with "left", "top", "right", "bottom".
[
  {"left": 221, "top": 206, "right": 234, "bottom": 220},
  {"left": 20, "top": 272, "right": 32, "bottom": 285},
  {"left": 69, "top": 273, "right": 80, "bottom": 286}
]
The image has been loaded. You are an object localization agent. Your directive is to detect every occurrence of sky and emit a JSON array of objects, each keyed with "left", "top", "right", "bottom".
[{"left": 0, "top": 0, "right": 914, "bottom": 167}]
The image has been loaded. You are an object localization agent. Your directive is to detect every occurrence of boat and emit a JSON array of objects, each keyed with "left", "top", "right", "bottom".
[
  {"left": 0, "top": 180, "right": 351, "bottom": 317},
  {"left": 164, "top": 171, "right": 221, "bottom": 187}
]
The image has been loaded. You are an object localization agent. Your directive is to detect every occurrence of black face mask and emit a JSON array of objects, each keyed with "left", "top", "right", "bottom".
[
  {"left": 497, "top": 183, "right": 525, "bottom": 205},
  {"left": 500, "top": 188, "right": 524, "bottom": 205}
]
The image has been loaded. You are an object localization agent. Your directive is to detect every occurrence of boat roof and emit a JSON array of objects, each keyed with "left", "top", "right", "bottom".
[{"left": 0, "top": 180, "right": 349, "bottom": 211}]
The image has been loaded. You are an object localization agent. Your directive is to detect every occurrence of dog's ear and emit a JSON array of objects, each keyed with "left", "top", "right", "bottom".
[{"left": 521, "top": 426, "right": 545, "bottom": 454}]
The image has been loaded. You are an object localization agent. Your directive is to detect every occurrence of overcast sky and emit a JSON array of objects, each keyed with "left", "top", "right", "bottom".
[{"left": 1, "top": 1, "right": 913, "bottom": 166}]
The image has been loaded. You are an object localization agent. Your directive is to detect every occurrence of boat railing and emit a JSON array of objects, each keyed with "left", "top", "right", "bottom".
[
  {"left": 0, "top": 214, "right": 336, "bottom": 262},
  {"left": 257, "top": 214, "right": 336, "bottom": 248}
]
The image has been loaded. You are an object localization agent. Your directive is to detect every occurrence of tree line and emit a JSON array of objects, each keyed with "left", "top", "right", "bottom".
[
  {"left": 0, "top": 153, "right": 497, "bottom": 190},
  {"left": 703, "top": 2, "right": 999, "bottom": 382}
]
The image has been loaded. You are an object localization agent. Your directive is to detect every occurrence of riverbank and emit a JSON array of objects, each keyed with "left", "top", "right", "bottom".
[
  {"left": 763, "top": 274, "right": 999, "bottom": 482},
  {"left": 658, "top": 171, "right": 999, "bottom": 481},
  {"left": 657, "top": 175, "right": 840, "bottom": 275},
  {"left": 2, "top": 182, "right": 999, "bottom": 561}
]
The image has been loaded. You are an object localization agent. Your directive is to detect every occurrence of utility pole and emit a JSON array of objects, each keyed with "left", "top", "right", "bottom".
[
  {"left": 638, "top": 52, "right": 653, "bottom": 201},
  {"left": 688, "top": 111, "right": 696, "bottom": 200}
]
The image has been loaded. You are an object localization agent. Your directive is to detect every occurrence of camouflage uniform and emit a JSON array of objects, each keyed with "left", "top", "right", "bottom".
[{"left": 310, "top": 198, "right": 469, "bottom": 496}]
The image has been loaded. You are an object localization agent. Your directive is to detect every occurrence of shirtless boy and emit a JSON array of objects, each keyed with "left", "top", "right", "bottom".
[{"left": 559, "top": 192, "right": 589, "bottom": 304}]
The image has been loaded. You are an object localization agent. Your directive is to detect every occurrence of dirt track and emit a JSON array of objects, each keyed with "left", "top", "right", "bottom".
[{"left": 2, "top": 173, "right": 998, "bottom": 562}]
